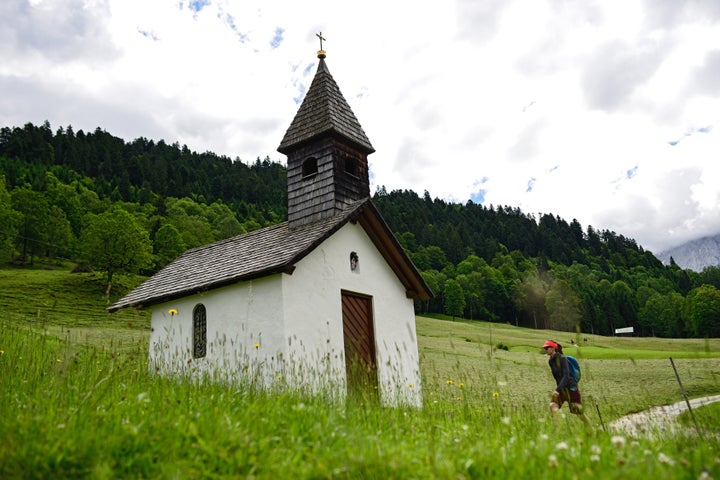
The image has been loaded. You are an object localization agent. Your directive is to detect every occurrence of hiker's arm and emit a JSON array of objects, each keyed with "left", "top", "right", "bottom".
[{"left": 556, "top": 356, "right": 572, "bottom": 392}]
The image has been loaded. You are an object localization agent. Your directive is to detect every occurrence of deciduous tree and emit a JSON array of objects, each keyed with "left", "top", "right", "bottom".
[
  {"left": 545, "top": 278, "right": 581, "bottom": 332},
  {"left": 685, "top": 285, "right": 720, "bottom": 338},
  {"left": 153, "top": 223, "right": 186, "bottom": 269},
  {"left": 443, "top": 279, "right": 465, "bottom": 320},
  {"left": 81, "top": 207, "right": 152, "bottom": 296},
  {"left": 10, "top": 186, "right": 50, "bottom": 264},
  {"left": 0, "top": 176, "right": 20, "bottom": 262}
]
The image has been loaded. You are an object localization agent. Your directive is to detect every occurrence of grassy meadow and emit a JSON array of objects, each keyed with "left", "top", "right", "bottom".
[{"left": 1, "top": 266, "right": 719, "bottom": 479}]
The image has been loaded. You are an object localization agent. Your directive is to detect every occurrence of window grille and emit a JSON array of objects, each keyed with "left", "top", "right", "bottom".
[{"left": 193, "top": 304, "right": 207, "bottom": 358}]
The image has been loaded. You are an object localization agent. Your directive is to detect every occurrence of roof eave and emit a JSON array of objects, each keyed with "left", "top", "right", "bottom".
[
  {"left": 107, "top": 264, "right": 297, "bottom": 313},
  {"left": 278, "top": 130, "right": 375, "bottom": 156}
]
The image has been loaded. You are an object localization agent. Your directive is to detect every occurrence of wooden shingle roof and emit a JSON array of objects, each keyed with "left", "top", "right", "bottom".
[
  {"left": 108, "top": 199, "right": 431, "bottom": 312},
  {"left": 278, "top": 58, "right": 374, "bottom": 155}
]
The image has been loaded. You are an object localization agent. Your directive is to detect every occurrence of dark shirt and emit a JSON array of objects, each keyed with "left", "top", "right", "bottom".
[{"left": 548, "top": 352, "right": 578, "bottom": 392}]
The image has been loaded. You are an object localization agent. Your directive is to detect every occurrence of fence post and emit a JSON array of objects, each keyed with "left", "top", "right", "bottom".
[
  {"left": 592, "top": 397, "right": 606, "bottom": 432},
  {"left": 669, "top": 357, "right": 703, "bottom": 439}
]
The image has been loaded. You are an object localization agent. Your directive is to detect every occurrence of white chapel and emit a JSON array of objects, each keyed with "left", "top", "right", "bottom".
[{"left": 109, "top": 44, "right": 432, "bottom": 407}]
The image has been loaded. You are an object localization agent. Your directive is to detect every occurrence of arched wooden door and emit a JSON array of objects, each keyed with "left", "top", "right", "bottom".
[{"left": 341, "top": 291, "right": 378, "bottom": 397}]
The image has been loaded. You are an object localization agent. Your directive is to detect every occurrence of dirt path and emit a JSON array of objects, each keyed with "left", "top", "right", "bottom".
[{"left": 608, "top": 395, "right": 720, "bottom": 437}]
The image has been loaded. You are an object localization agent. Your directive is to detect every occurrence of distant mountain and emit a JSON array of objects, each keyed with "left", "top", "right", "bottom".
[{"left": 657, "top": 234, "right": 720, "bottom": 272}]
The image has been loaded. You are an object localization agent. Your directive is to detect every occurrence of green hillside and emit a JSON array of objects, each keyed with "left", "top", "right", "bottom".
[
  {"left": 2, "top": 122, "right": 720, "bottom": 339},
  {"left": 0, "top": 265, "right": 148, "bottom": 351}
]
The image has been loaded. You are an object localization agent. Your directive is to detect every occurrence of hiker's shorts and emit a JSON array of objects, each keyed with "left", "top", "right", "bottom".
[{"left": 554, "top": 389, "right": 582, "bottom": 410}]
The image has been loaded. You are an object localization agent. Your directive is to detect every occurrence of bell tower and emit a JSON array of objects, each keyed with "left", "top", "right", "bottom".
[{"left": 278, "top": 37, "right": 375, "bottom": 229}]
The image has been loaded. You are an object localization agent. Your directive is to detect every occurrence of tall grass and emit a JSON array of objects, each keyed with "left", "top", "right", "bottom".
[
  {"left": 1, "top": 267, "right": 719, "bottom": 478},
  {"left": 2, "top": 317, "right": 719, "bottom": 479}
]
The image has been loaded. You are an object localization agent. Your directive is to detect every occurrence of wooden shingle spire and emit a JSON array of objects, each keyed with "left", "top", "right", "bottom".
[
  {"left": 278, "top": 48, "right": 374, "bottom": 155},
  {"left": 279, "top": 42, "right": 375, "bottom": 228}
]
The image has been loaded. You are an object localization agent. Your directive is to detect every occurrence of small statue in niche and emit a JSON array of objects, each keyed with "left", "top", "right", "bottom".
[{"left": 350, "top": 251, "right": 359, "bottom": 273}]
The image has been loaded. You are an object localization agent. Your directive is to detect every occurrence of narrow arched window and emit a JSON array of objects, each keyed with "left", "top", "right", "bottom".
[
  {"left": 193, "top": 304, "right": 207, "bottom": 358},
  {"left": 350, "top": 251, "right": 359, "bottom": 273},
  {"left": 302, "top": 157, "right": 318, "bottom": 178}
]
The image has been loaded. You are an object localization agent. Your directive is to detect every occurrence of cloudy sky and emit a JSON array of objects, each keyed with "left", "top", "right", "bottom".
[{"left": 2, "top": 0, "right": 719, "bottom": 254}]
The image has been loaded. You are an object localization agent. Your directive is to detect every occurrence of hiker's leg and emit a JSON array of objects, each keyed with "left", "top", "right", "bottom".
[
  {"left": 570, "top": 402, "right": 591, "bottom": 424},
  {"left": 569, "top": 390, "right": 592, "bottom": 425},
  {"left": 549, "top": 391, "right": 561, "bottom": 413},
  {"left": 548, "top": 391, "right": 562, "bottom": 427}
]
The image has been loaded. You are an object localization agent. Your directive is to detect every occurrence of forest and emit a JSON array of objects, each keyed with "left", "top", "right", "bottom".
[{"left": 1, "top": 121, "right": 719, "bottom": 338}]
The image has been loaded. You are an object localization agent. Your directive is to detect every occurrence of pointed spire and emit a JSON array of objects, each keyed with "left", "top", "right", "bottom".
[{"left": 278, "top": 45, "right": 374, "bottom": 155}]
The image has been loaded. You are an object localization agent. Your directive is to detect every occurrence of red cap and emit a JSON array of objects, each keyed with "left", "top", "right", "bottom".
[{"left": 543, "top": 340, "right": 558, "bottom": 349}]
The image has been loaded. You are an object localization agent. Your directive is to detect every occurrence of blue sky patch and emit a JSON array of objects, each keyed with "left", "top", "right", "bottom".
[
  {"left": 526, "top": 177, "right": 536, "bottom": 192},
  {"left": 470, "top": 190, "right": 486, "bottom": 204},
  {"left": 138, "top": 28, "right": 159, "bottom": 41},
  {"left": 668, "top": 125, "right": 713, "bottom": 146},
  {"left": 188, "top": 0, "right": 210, "bottom": 13},
  {"left": 469, "top": 177, "right": 488, "bottom": 203},
  {"left": 222, "top": 13, "right": 248, "bottom": 42},
  {"left": 270, "top": 27, "right": 284, "bottom": 49},
  {"left": 293, "top": 84, "right": 307, "bottom": 105}
]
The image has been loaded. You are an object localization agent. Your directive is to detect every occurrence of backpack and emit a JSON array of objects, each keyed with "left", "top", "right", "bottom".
[{"left": 566, "top": 355, "right": 581, "bottom": 382}]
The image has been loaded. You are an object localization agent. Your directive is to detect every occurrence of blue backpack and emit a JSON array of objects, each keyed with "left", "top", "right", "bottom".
[{"left": 566, "top": 355, "right": 581, "bottom": 382}]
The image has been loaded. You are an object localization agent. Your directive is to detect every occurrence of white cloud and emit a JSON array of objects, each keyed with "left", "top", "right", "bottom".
[
  {"left": 1, "top": 0, "right": 719, "bottom": 254},
  {"left": 581, "top": 39, "right": 667, "bottom": 112}
]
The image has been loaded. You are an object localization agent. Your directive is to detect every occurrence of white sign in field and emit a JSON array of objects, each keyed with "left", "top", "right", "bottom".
[{"left": 615, "top": 327, "right": 634, "bottom": 334}]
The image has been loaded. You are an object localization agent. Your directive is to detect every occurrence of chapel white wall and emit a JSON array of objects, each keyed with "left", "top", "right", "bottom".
[
  {"left": 283, "top": 222, "right": 423, "bottom": 407},
  {"left": 148, "top": 275, "right": 286, "bottom": 384},
  {"left": 148, "top": 221, "right": 423, "bottom": 407}
]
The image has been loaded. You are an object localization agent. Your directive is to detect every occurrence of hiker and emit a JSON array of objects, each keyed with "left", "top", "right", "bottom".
[{"left": 543, "top": 340, "right": 591, "bottom": 424}]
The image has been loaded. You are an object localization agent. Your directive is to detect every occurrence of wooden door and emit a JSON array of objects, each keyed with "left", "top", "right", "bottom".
[{"left": 341, "top": 291, "right": 378, "bottom": 397}]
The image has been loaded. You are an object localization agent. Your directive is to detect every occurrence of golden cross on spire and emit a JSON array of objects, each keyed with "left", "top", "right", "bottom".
[
  {"left": 316, "top": 31, "right": 326, "bottom": 51},
  {"left": 316, "top": 31, "right": 327, "bottom": 59}
]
